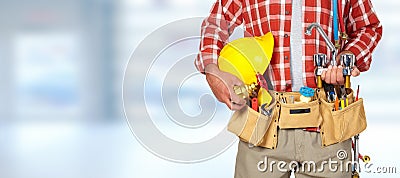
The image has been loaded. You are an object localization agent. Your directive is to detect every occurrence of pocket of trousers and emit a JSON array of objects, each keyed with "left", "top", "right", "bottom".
[
  {"left": 278, "top": 100, "right": 322, "bottom": 129},
  {"left": 320, "top": 98, "right": 367, "bottom": 147}
]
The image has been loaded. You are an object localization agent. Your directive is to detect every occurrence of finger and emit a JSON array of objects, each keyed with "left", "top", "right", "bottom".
[
  {"left": 225, "top": 85, "right": 245, "bottom": 110},
  {"left": 330, "top": 66, "right": 338, "bottom": 85},
  {"left": 231, "top": 102, "right": 247, "bottom": 111},
  {"left": 231, "top": 76, "right": 244, "bottom": 86},
  {"left": 336, "top": 65, "right": 344, "bottom": 85},
  {"left": 321, "top": 69, "right": 326, "bottom": 81},
  {"left": 325, "top": 65, "right": 332, "bottom": 84},
  {"left": 234, "top": 98, "right": 247, "bottom": 106},
  {"left": 228, "top": 85, "right": 247, "bottom": 111},
  {"left": 229, "top": 89, "right": 246, "bottom": 105},
  {"left": 226, "top": 97, "right": 247, "bottom": 111},
  {"left": 224, "top": 98, "right": 233, "bottom": 110},
  {"left": 351, "top": 67, "right": 360, "bottom": 77}
]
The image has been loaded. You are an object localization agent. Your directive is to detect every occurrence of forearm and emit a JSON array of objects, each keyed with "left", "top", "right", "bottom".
[
  {"left": 343, "top": 0, "right": 383, "bottom": 72},
  {"left": 205, "top": 63, "right": 220, "bottom": 74},
  {"left": 195, "top": 0, "right": 243, "bottom": 73}
]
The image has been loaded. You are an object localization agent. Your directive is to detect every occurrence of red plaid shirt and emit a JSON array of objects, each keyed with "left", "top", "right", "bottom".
[{"left": 195, "top": 0, "right": 382, "bottom": 92}]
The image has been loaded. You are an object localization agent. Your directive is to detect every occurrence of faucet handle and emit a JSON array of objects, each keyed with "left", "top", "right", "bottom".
[
  {"left": 313, "top": 53, "right": 328, "bottom": 67},
  {"left": 340, "top": 54, "right": 355, "bottom": 68},
  {"left": 340, "top": 53, "right": 355, "bottom": 88}
]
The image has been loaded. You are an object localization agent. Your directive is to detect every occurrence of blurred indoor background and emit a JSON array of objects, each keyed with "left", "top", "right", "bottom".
[{"left": 0, "top": 0, "right": 399, "bottom": 178}]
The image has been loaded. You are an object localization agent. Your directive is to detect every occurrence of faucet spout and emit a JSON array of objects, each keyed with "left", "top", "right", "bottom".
[{"left": 305, "top": 23, "right": 337, "bottom": 66}]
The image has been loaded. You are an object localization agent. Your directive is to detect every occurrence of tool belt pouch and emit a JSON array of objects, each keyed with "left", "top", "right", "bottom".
[
  {"left": 227, "top": 100, "right": 279, "bottom": 149},
  {"left": 277, "top": 92, "right": 322, "bottom": 129},
  {"left": 319, "top": 89, "right": 367, "bottom": 147}
]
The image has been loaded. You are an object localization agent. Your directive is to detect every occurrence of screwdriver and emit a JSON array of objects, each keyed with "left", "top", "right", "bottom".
[
  {"left": 356, "top": 85, "right": 360, "bottom": 101},
  {"left": 335, "top": 96, "right": 339, "bottom": 111},
  {"left": 251, "top": 98, "right": 259, "bottom": 112},
  {"left": 340, "top": 99, "right": 345, "bottom": 110}
]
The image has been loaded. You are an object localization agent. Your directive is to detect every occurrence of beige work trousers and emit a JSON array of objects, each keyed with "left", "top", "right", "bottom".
[{"left": 234, "top": 129, "right": 352, "bottom": 178}]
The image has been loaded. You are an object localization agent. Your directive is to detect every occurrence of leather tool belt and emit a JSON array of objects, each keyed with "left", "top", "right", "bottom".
[{"left": 227, "top": 88, "right": 367, "bottom": 149}]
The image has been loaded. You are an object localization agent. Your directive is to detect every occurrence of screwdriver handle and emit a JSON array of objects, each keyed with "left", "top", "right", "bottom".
[
  {"left": 317, "top": 76, "right": 323, "bottom": 88},
  {"left": 345, "top": 75, "right": 351, "bottom": 88},
  {"left": 251, "top": 98, "right": 259, "bottom": 112}
]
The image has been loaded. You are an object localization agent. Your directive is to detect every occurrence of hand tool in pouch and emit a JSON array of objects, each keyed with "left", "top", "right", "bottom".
[
  {"left": 352, "top": 134, "right": 360, "bottom": 177},
  {"left": 251, "top": 98, "right": 259, "bottom": 112},
  {"left": 356, "top": 85, "right": 360, "bottom": 101}
]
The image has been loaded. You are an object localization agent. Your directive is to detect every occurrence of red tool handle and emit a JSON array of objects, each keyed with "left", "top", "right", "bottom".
[
  {"left": 303, "top": 127, "right": 320, "bottom": 132},
  {"left": 251, "top": 98, "right": 258, "bottom": 112},
  {"left": 356, "top": 85, "right": 360, "bottom": 101}
]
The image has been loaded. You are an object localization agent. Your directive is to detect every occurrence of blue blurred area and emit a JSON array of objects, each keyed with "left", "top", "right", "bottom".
[
  {"left": 0, "top": 0, "right": 117, "bottom": 120},
  {"left": 0, "top": 0, "right": 399, "bottom": 178}
]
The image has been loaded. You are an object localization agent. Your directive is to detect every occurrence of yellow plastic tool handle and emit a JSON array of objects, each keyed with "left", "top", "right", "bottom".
[
  {"left": 257, "top": 87, "right": 272, "bottom": 106},
  {"left": 345, "top": 75, "right": 351, "bottom": 88},
  {"left": 317, "top": 76, "right": 323, "bottom": 88}
]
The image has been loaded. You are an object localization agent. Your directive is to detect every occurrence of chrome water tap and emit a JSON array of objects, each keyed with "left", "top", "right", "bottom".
[{"left": 305, "top": 23, "right": 338, "bottom": 66}]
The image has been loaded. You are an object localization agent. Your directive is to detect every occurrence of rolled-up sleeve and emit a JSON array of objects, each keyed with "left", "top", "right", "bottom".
[
  {"left": 195, "top": 0, "right": 243, "bottom": 73},
  {"left": 343, "top": 0, "right": 383, "bottom": 72}
]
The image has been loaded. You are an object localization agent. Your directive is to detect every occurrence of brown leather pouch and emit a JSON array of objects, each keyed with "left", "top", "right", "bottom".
[
  {"left": 278, "top": 100, "right": 322, "bottom": 129},
  {"left": 319, "top": 89, "right": 367, "bottom": 146},
  {"left": 275, "top": 91, "right": 322, "bottom": 129},
  {"left": 227, "top": 99, "right": 279, "bottom": 148}
]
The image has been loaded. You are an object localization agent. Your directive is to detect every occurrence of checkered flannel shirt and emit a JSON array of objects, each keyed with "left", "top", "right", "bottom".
[{"left": 195, "top": 0, "right": 382, "bottom": 91}]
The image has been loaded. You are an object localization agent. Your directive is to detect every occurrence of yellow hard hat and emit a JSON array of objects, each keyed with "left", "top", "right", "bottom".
[{"left": 218, "top": 32, "right": 274, "bottom": 85}]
